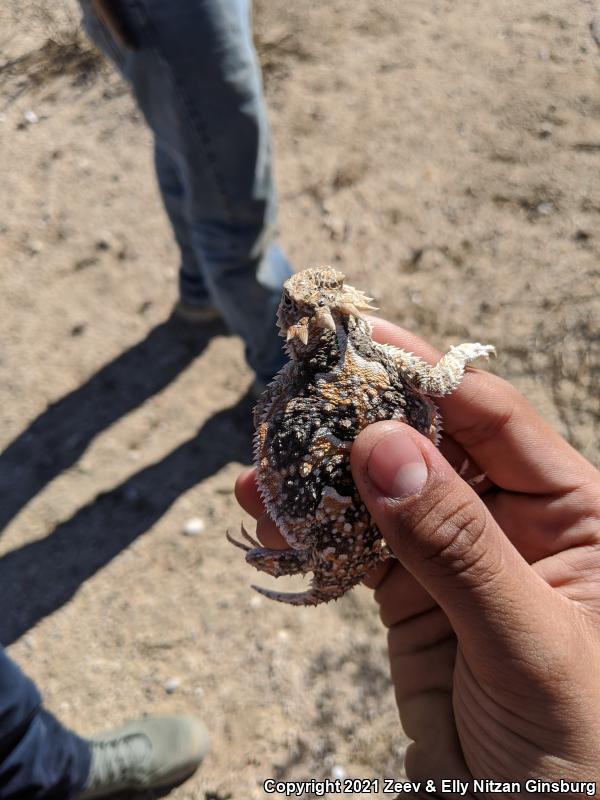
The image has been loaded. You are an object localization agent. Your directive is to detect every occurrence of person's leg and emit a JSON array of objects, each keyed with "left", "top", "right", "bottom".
[
  {"left": 81, "top": 0, "right": 292, "bottom": 383},
  {"left": 153, "top": 142, "right": 215, "bottom": 311},
  {"left": 0, "top": 648, "right": 90, "bottom": 799},
  {"left": 80, "top": 2, "right": 213, "bottom": 313},
  {"left": 0, "top": 647, "right": 208, "bottom": 799}
]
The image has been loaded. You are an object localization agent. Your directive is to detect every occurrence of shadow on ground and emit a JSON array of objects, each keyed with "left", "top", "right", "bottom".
[
  {"left": 0, "top": 314, "right": 227, "bottom": 534},
  {"left": 0, "top": 315, "right": 254, "bottom": 645}
]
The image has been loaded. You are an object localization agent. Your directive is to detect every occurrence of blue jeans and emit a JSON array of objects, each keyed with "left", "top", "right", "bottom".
[
  {"left": 80, "top": 0, "right": 292, "bottom": 383},
  {"left": 0, "top": 648, "right": 90, "bottom": 798}
]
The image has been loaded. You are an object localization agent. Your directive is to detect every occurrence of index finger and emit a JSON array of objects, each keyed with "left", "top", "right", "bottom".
[
  {"left": 370, "top": 317, "right": 596, "bottom": 493},
  {"left": 234, "top": 468, "right": 265, "bottom": 519}
]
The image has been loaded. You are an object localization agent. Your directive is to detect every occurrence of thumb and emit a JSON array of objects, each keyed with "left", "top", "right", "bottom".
[{"left": 351, "top": 421, "right": 565, "bottom": 674}]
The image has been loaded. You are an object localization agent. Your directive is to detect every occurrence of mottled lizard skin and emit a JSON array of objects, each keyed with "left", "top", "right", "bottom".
[{"left": 229, "top": 267, "right": 494, "bottom": 606}]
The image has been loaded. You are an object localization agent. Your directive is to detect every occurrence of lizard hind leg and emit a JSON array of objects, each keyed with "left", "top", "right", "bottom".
[
  {"left": 246, "top": 548, "right": 313, "bottom": 578},
  {"left": 227, "top": 526, "right": 314, "bottom": 578},
  {"left": 251, "top": 580, "right": 349, "bottom": 606},
  {"left": 253, "top": 546, "right": 380, "bottom": 606},
  {"left": 251, "top": 585, "right": 326, "bottom": 606}
]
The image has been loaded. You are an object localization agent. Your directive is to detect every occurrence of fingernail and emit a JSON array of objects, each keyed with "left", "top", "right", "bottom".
[{"left": 367, "top": 430, "right": 428, "bottom": 498}]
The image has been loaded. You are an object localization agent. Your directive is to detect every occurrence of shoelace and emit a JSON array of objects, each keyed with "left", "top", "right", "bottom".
[{"left": 86, "top": 733, "right": 151, "bottom": 788}]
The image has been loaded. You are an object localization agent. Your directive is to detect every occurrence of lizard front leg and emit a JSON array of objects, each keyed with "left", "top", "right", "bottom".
[{"left": 386, "top": 342, "right": 495, "bottom": 396}]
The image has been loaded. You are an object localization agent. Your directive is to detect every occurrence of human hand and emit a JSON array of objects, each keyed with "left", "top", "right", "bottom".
[{"left": 236, "top": 319, "right": 600, "bottom": 796}]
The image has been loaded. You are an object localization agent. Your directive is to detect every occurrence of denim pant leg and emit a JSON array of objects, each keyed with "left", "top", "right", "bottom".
[
  {"left": 81, "top": 0, "right": 292, "bottom": 382},
  {"left": 153, "top": 142, "right": 212, "bottom": 308},
  {"left": 0, "top": 648, "right": 90, "bottom": 799},
  {"left": 80, "top": 1, "right": 210, "bottom": 308}
]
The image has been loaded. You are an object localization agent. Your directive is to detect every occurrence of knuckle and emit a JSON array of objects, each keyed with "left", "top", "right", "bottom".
[
  {"left": 417, "top": 492, "right": 498, "bottom": 582},
  {"left": 451, "top": 375, "right": 521, "bottom": 450}
]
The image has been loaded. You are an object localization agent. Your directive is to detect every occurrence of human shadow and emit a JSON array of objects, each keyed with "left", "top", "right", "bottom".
[
  {"left": 0, "top": 313, "right": 228, "bottom": 535},
  {"left": 0, "top": 389, "right": 254, "bottom": 645}
]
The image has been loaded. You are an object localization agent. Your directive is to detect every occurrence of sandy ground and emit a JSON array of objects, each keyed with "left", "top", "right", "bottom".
[{"left": 0, "top": 0, "right": 599, "bottom": 797}]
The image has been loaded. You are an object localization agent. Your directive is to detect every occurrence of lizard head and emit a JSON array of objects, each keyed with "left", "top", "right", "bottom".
[{"left": 277, "top": 267, "right": 377, "bottom": 353}]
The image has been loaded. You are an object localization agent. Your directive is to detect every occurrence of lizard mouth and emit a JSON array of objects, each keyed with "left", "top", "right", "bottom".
[
  {"left": 285, "top": 319, "right": 310, "bottom": 345},
  {"left": 284, "top": 307, "right": 338, "bottom": 346}
]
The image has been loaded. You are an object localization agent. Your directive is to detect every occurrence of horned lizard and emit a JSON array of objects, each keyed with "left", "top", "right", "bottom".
[{"left": 229, "top": 267, "right": 494, "bottom": 606}]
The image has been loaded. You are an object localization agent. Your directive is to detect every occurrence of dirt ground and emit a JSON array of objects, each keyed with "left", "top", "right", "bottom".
[{"left": 1, "top": 0, "right": 599, "bottom": 797}]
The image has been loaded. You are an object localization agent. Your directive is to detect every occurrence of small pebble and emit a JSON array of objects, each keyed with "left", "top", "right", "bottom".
[
  {"left": 277, "top": 629, "right": 289, "bottom": 642},
  {"left": 574, "top": 229, "right": 591, "bottom": 242},
  {"left": 536, "top": 201, "right": 553, "bottom": 216},
  {"left": 24, "top": 109, "right": 39, "bottom": 125},
  {"left": 183, "top": 517, "right": 205, "bottom": 536},
  {"left": 331, "top": 765, "right": 347, "bottom": 781},
  {"left": 164, "top": 678, "right": 180, "bottom": 694},
  {"left": 249, "top": 595, "right": 263, "bottom": 609}
]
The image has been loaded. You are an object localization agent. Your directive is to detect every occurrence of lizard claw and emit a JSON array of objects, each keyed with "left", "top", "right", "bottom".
[{"left": 226, "top": 523, "right": 261, "bottom": 552}]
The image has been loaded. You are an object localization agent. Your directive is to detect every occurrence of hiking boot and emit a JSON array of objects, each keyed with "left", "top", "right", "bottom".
[
  {"left": 76, "top": 715, "right": 209, "bottom": 798},
  {"left": 173, "top": 300, "right": 221, "bottom": 324}
]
